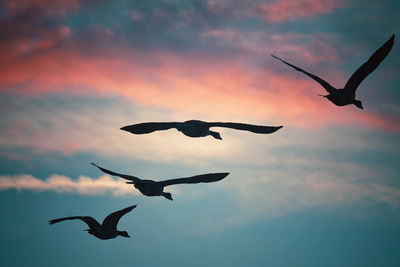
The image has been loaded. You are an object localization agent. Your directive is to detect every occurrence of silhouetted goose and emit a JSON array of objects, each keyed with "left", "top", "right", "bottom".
[
  {"left": 91, "top": 163, "right": 229, "bottom": 200},
  {"left": 271, "top": 34, "right": 395, "bottom": 109},
  {"left": 121, "top": 120, "right": 283, "bottom": 140},
  {"left": 49, "top": 205, "right": 136, "bottom": 240}
]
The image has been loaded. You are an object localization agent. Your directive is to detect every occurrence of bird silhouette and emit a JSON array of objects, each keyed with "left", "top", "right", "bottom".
[
  {"left": 49, "top": 205, "right": 136, "bottom": 240},
  {"left": 271, "top": 34, "right": 395, "bottom": 109},
  {"left": 91, "top": 163, "right": 229, "bottom": 200},
  {"left": 121, "top": 120, "right": 283, "bottom": 140}
]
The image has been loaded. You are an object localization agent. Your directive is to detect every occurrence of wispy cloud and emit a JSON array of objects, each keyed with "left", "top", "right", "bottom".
[
  {"left": 1, "top": 94, "right": 399, "bottom": 165},
  {"left": 3, "top": 0, "right": 81, "bottom": 17},
  {"left": 217, "top": 162, "right": 400, "bottom": 229},
  {"left": 0, "top": 174, "right": 138, "bottom": 196},
  {"left": 252, "top": 0, "right": 347, "bottom": 22},
  {"left": 3, "top": 161, "right": 398, "bottom": 233}
]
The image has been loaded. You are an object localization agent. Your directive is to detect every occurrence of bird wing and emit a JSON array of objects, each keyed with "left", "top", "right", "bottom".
[
  {"left": 102, "top": 205, "right": 137, "bottom": 231},
  {"left": 120, "top": 122, "right": 178, "bottom": 134},
  {"left": 207, "top": 122, "right": 283, "bottom": 134},
  {"left": 158, "top": 172, "right": 229, "bottom": 187},
  {"left": 49, "top": 216, "right": 101, "bottom": 229},
  {"left": 271, "top": 54, "right": 336, "bottom": 93},
  {"left": 91, "top": 163, "right": 142, "bottom": 184},
  {"left": 344, "top": 34, "right": 395, "bottom": 94}
]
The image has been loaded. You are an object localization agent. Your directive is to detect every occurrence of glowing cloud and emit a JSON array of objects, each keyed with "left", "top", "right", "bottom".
[{"left": 0, "top": 174, "right": 138, "bottom": 196}]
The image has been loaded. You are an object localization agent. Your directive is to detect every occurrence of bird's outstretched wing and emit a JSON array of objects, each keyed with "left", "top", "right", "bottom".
[
  {"left": 91, "top": 163, "right": 142, "bottom": 184},
  {"left": 158, "top": 173, "right": 229, "bottom": 187},
  {"left": 102, "top": 205, "right": 137, "bottom": 231},
  {"left": 120, "top": 122, "right": 178, "bottom": 134},
  {"left": 208, "top": 122, "right": 283, "bottom": 134},
  {"left": 344, "top": 34, "right": 395, "bottom": 94},
  {"left": 271, "top": 54, "right": 336, "bottom": 93},
  {"left": 49, "top": 216, "right": 101, "bottom": 229}
]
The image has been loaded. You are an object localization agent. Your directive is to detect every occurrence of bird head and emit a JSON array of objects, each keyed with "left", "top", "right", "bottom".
[
  {"left": 162, "top": 192, "right": 173, "bottom": 201},
  {"left": 84, "top": 229, "right": 94, "bottom": 235},
  {"left": 118, "top": 231, "right": 130, "bottom": 238}
]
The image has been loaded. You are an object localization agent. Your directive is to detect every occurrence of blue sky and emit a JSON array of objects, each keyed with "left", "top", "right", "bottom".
[{"left": 0, "top": 0, "right": 399, "bottom": 266}]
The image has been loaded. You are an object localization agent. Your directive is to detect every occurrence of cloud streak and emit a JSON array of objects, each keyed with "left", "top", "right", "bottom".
[
  {"left": 0, "top": 174, "right": 138, "bottom": 196},
  {"left": 253, "top": 0, "right": 346, "bottom": 22},
  {"left": 2, "top": 165, "right": 399, "bottom": 226}
]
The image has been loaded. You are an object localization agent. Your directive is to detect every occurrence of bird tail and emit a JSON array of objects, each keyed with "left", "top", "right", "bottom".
[{"left": 353, "top": 99, "right": 363, "bottom": 109}]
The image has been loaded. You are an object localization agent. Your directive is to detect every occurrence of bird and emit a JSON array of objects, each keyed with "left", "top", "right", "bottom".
[
  {"left": 271, "top": 34, "right": 395, "bottom": 109},
  {"left": 49, "top": 205, "right": 136, "bottom": 240},
  {"left": 91, "top": 163, "right": 229, "bottom": 200},
  {"left": 120, "top": 120, "right": 283, "bottom": 140}
]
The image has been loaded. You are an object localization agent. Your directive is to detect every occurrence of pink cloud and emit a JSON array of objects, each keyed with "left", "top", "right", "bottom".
[
  {"left": 0, "top": 34, "right": 398, "bottom": 132},
  {"left": 253, "top": 0, "right": 346, "bottom": 22},
  {"left": 207, "top": 0, "right": 231, "bottom": 13},
  {"left": 4, "top": 0, "right": 81, "bottom": 16}
]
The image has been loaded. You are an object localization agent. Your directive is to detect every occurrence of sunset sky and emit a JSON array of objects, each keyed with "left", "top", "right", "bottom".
[{"left": 0, "top": 0, "right": 399, "bottom": 266}]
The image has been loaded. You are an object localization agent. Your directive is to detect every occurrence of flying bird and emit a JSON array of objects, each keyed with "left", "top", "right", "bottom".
[
  {"left": 91, "top": 163, "right": 229, "bottom": 200},
  {"left": 120, "top": 120, "right": 283, "bottom": 140},
  {"left": 271, "top": 34, "right": 395, "bottom": 109},
  {"left": 49, "top": 205, "right": 136, "bottom": 240}
]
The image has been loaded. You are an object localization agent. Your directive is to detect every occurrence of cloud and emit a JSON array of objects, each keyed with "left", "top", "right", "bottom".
[
  {"left": 202, "top": 30, "right": 343, "bottom": 63},
  {"left": 205, "top": 0, "right": 347, "bottom": 22},
  {"left": 0, "top": 93, "right": 399, "bottom": 167},
  {"left": 2, "top": 160, "right": 399, "bottom": 231},
  {"left": 252, "top": 0, "right": 347, "bottom": 22},
  {"left": 215, "top": 159, "right": 400, "bottom": 229},
  {"left": 0, "top": 174, "right": 138, "bottom": 196},
  {"left": 0, "top": 0, "right": 397, "bottom": 132},
  {"left": 0, "top": 42, "right": 398, "bottom": 132},
  {"left": 3, "top": 0, "right": 81, "bottom": 17}
]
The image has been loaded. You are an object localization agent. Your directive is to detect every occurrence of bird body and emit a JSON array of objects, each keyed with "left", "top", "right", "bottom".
[
  {"left": 130, "top": 179, "right": 165, "bottom": 197},
  {"left": 121, "top": 120, "right": 282, "bottom": 140},
  {"left": 91, "top": 163, "right": 229, "bottom": 200},
  {"left": 323, "top": 89, "right": 358, "bottom": 107},
  {"left": 176, "top": 120, "right": 215, "bottom": 138},
  {"left": 272, "top": 34, "right": 395, "bottom": 109},
  {"left": 49, "top": 205, "right": 136, "bottom": 240}
]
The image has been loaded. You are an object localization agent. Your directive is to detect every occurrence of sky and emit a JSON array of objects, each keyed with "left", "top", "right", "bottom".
[{"left": 0, "top": 0, "right": 399, "bottom": 266}]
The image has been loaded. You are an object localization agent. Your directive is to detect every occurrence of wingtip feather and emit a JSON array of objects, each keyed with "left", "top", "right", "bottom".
[{"left": 125, "top": 205, "right": 137, "bottom": 212}]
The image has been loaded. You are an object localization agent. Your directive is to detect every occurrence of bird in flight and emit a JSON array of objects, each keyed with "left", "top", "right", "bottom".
[
  {"left": 271, "top": 34, "right": 395, "bottom": 109},
  {"left": 91, "top": 163, "right": 229, "bottom": 200},
  {"left": 120, "top": 120, "right": 283, "bottom": 140},
  {"left": 49, "top": 205, "right": 136, "bottom": 240}
]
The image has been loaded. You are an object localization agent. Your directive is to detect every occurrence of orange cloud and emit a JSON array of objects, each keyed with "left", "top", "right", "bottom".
[{"left": 0, "top": 38, "right": 398, "bottom": 132}]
